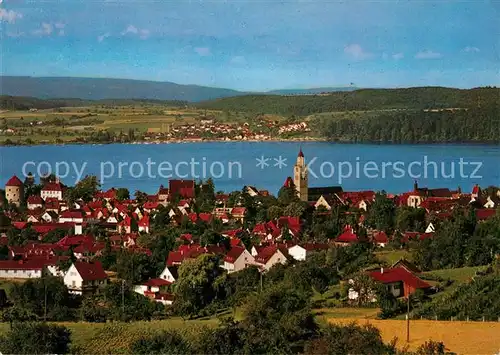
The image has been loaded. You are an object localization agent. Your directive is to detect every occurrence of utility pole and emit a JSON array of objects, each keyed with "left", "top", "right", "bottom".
[
  {"left": 121, "top": 280, "right": 125, "bottom": 314},
  {"left": 44, "top": 281, "right": 47, "bottom": 321},
  {"left": 406, "top": 294, "right": 410, "bottom": 343}
]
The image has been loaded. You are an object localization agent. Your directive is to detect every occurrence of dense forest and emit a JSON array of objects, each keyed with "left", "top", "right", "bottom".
[
  {"left": 315, "top": 106, "right": 500, "bottom": 143},
  {"left": 0, "top": 96, "right": 188, "bottom": 110},
  {"left": 197, "top": 87, "right": 500, "bottom": 115}
]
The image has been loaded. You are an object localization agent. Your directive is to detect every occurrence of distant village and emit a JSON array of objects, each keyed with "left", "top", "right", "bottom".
[
  {"left": 0, "top": 149, "right": 499, "bottom": 306},
  {"left": 143, "top": 118, "right": 311, "bottom": 142}
]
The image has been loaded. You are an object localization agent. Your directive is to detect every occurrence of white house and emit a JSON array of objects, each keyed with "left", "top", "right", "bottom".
[
  {"left": 222, "top": 246, "right": 255, "bottom": 273},
  {"left": 63, "top": 261, "right": 108, "bottom": 295},
  {"left": 27, "top": 195, "right": 43, "bottom": 210},
  {"left": 0, "top": 260, "right": 44, "bottom": 279},
  {"left": 134, "top": 278, "right": 172, "bottom": 295},
  {"left": 41, "top": 182, "right": 64, "bottom": 201},
  {"left": 254, "top": 246, "right": 288, "bottom": 272},
  {"left": 287, "top": 244, "right": 306, "bottom": 261},
  {"left": 425, "top": 222, "right": 436, "bottom": 233},
  {"left": 158, "top": 265, "right": 178, "bottom": 283},
  {"left": 287, "top": 243, "right": 330, "bottom": 261},
  {"left": 59, "top": 210, "right": 84, "bottom": 224},
  {"left": 41, "top": 211, "right": 58, "bottom": 223}
]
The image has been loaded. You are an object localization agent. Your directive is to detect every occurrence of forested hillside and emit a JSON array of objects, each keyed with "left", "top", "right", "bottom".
[
  {"left": 315, "top": 106, "right": 500, "bottom": 143},
  {"left": 0, "top": 96, "right": 188, "bottom": 110},
  {"left": 197, "top": 87, "right": 499, "bottom": 116}
]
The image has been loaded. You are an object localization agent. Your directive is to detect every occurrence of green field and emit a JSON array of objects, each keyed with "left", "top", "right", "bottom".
[{"left": 0, "top": 104, "right": 292, "bottom": 145}]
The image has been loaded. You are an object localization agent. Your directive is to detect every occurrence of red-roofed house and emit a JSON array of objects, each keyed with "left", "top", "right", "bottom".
[
  {"left": 118, "top": 215, "right": 137, "bottom": 234},
  {"left": 59, "top": 210, "right": 85, "bottom": 224},
  {"left": 138, "top": 214, "right": 150, "bottom": 233},
  {"left": 169, "top": 180, "right": 195, "bottom": 199},
  {"left": 371, "top": 231, "right": 389, "bottom": 247},
  {"left": 231, "top": 207, "right": 247, "bottom": 223},
  {"left": 5, "top": 175, "right": 24, "bottom": 207},
  {"left": 64, "top": 261, "right": 108, "bottom": 295},
  {"left": 476, "top": 208, "right": 497, "bottom": 221},
  {"left": 348, "top": 267, "right": 431, "bottom": 301},
  {"left": 134, "top": 278, "right": 172, "bottom": 302},
  {"left": 0, "top": 259, "right": 46, "bottom": 279},
  {"left": 223, "top": 246, "right": 255, "bottom": 273},
  {"left": 369, "top": 267, "right": 430, "bottom": 298},
  {"left": 157, "top": 185, "right": 169, "bottom": 202},
  {"left": 41, "top": 182, "right": 64, "bottom": 201},
  {"left": 27, "top": 195, "right": 43, "bottom": 210},
  {"left": 254, "top": 245, "right": 288, "bottom": 271},
  {"left": 336, "top": 226, "right": 358, "bottom": 245}
]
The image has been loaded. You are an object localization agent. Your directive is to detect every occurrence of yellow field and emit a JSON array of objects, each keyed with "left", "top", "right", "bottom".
[{"left": 330, "top": 318, "right": 500, "bottom": 354}]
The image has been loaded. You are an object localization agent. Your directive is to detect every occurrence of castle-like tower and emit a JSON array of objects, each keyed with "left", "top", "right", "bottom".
[
  {"left": 5, "top": 175, "right": 24, "bottom": 207},
  {"left": 293, "top": 148, "right": 308, "bottom": 202}
]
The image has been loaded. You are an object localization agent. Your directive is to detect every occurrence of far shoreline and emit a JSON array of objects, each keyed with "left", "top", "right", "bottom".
[{"left": 1, "top": 137, "right": 500, "bottom": 148}]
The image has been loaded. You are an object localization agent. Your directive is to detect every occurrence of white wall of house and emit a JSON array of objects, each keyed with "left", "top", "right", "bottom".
[
  {"left": 484, "top": 197, "right": 496, "bottom": 208},
  {"left": 63, "top": 264, "right": 84, "bottom": 294},
  {"left": 46, "top": 265, "right": 64, "bottom": 277},
  {"left": 314, "top": 196, "right": 331, "bottom": 210},
  {"left": 0, "top": 268, "right": 42, "bottom": 279},
  {"left": 407, "top": 195, "right": 423, "bottom": 208},
  {"left": 223, "top": 250, "right": 255, "bottom": 273},
  {"left": 425, "top": 223, "right": 435, "bottom": 233},
  {"left": 74, "top": 224, "right": 83, "bottom": 235},
  {"left": 258, "top": 250, "right": 287, "bottom": 272},
  {"left": 28, "top": 202, "right": 43, "bottom": 210},
  {"left": 41, "top": 190, "right": 63, "bottom": 201},
  {"left": 59, "top": 217, "right": 84, "bottom": 224},
  {"left": 133, "top": 284, "right": 161, "bottom": 295},
  {"left": 288, "top": 245, "right": 307, "bottom": 261},
  {"left": 159, "top": 266, "right": 177, "bottom": 283},
  {"left": 138, "top": 225, "right": 149, "bottom": 233}
]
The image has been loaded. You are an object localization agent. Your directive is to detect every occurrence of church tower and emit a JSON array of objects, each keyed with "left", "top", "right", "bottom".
[{"left": 293, "top": 148, "right": 308, "bottom": 202}]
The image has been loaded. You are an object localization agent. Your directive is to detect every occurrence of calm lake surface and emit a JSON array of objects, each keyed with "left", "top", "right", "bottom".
[{"left": 1, "top": 142, "right": 499, "bottom": 195}]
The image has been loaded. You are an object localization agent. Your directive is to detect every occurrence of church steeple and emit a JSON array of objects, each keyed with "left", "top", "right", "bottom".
[{"left": 294, "top": 148, "right": 308, "bottom": 202}]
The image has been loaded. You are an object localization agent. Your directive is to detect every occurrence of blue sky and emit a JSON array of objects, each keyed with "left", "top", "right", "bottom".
[{"left": 1, "top": 0, "right": 499, "bottom": 91}]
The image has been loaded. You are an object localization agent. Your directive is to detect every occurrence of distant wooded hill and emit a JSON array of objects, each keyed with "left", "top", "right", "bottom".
[
  {"left": 0, "top": 76, "right": 247, "bottom": 102},
  {"left": 0, "top": 76, "right": 360, "bottom": 102},
  {"left": 0, "top": 96, "right": 188, "bottom": 110},
  {"left": 197, "top": 87, "right": 500, "bottom": 116}
]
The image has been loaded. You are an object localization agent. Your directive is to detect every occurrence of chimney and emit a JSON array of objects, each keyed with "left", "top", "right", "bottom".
[
  {"left": 380, "top": 267, "right": 384, "bottom": 274},
  {"left": 413, "top": 180, "right": 418, "bottom": 192}
]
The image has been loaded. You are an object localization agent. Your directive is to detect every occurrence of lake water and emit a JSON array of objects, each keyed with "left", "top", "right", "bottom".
[{"left": 1, "top": 142, "right": 499, "bottom": 195}]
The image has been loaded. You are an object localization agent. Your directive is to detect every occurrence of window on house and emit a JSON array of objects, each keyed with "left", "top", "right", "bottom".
[{"left": 72, "top": 281, "right": 76, "bottom": 287}]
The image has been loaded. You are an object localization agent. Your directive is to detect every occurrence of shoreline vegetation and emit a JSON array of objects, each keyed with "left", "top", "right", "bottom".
[{"left": 3, "top": 136, "right": 500, "bottom": 148}]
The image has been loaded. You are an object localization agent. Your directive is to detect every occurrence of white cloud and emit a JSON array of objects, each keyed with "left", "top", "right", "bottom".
[
  {"left": 344, "top": 44, "right": 372, "bottom": 60},
  {"left": 97, "top": 32, "right": 111, "bottom": 42},
  {"left": 121, "top": 25, "right": 149, "bottom": 39},
  {"left": 392, "top": 52, "right": 404, "bottom": 60},
  {"left": 32, "top": 23, "right": 53, "bottom": 36},
  {"left": 463, "top": 46, "right": 480, "bottom": 53},
  {"left": 415, "top": 50, "right": 442, "bottom": 59},
  {"left": 194, "top": 47, "right": 211, "bottom": 56},
  {"left": 230, "top": 56, "right": 246, "bottom": 64},
  {"left": 0, "top": 9, "right": 23, "bottom": 23},
  {"left": 122, "top": 25, "right": 138, "bottom": 35}
]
